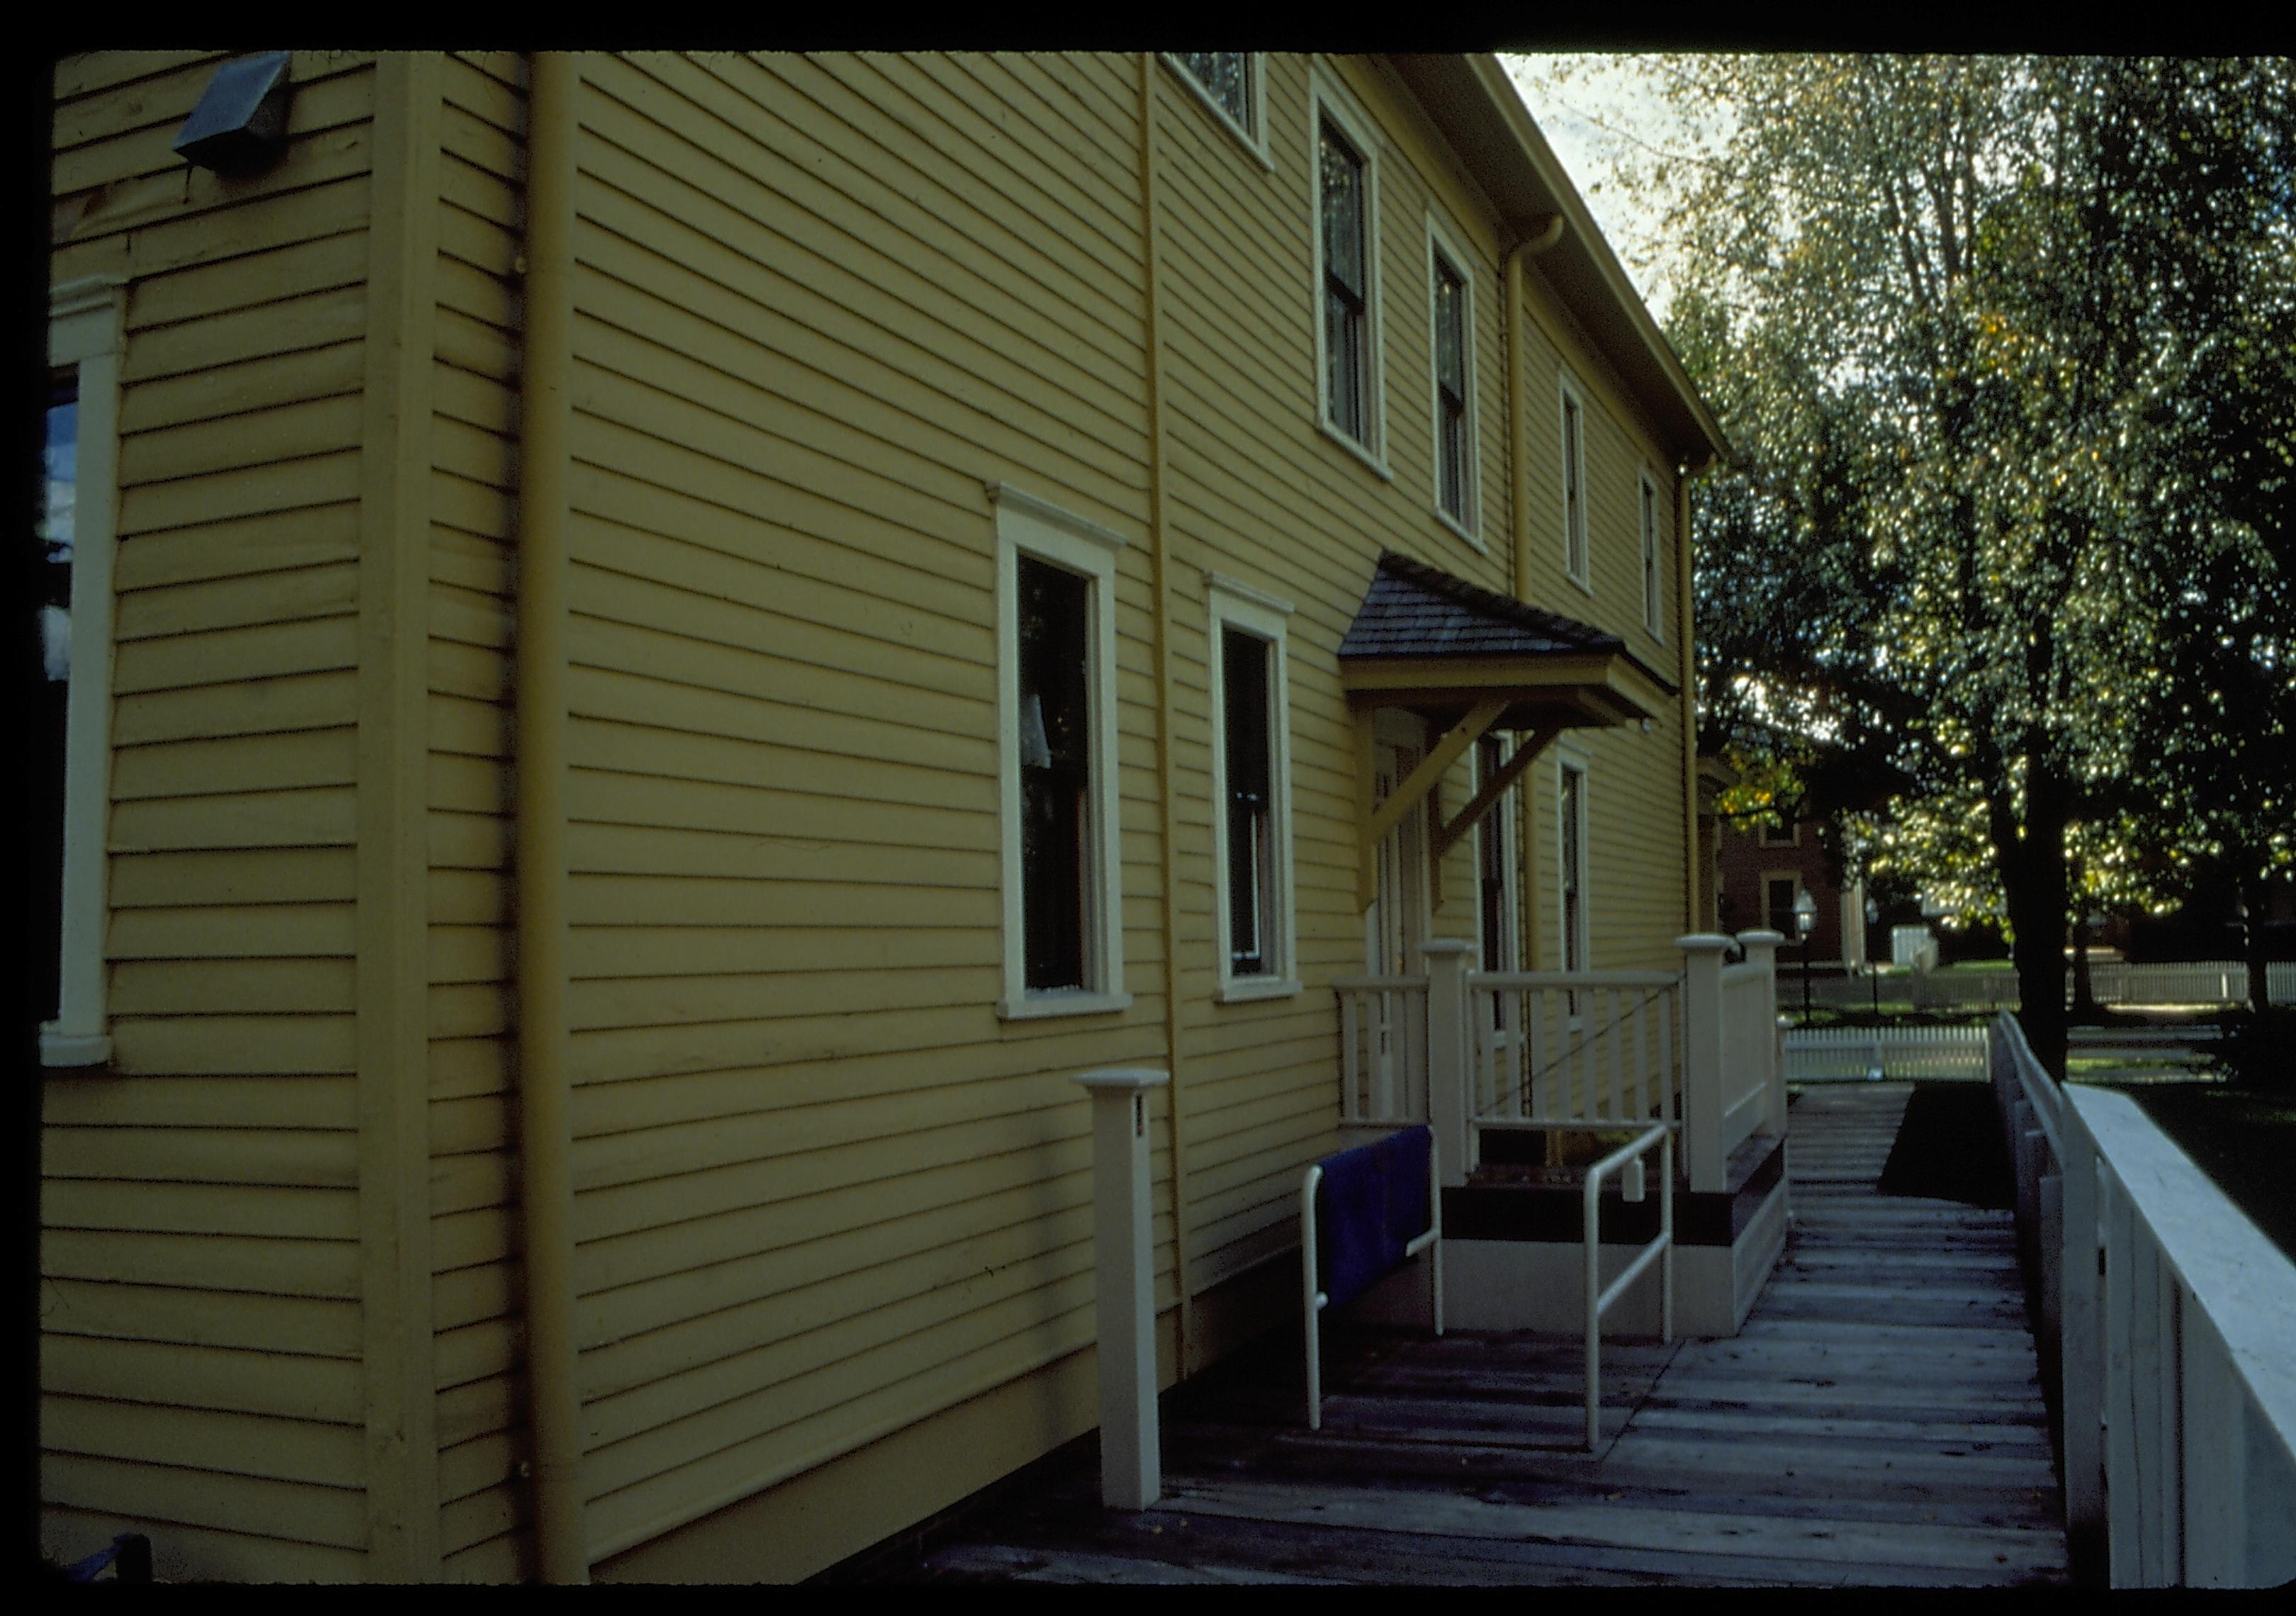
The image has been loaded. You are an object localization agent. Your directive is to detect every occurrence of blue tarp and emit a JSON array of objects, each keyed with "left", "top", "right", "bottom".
[{"left": 1316, "top": 1125, "right": 1433, "bottom": 1310}]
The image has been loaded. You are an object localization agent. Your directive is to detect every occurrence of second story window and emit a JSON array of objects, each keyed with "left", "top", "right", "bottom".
[
  {"left": 1431, "top": 247, "right": 1472, "bottom": 532},
  {"left": 1640, "top": 470, "right": 1665, "bottom": 639},
  {"left": 1170, "top": 52, "right": 1256, "bottom": 140},
  {"left": 1209, "top": 578, "right": 1298, "bottom": 999},
  {"left": 1319, "top": 118, "right": 1372, "bottom": 448},
  {"left": 1560, "top": 378, "right": 1589, "bottom": 587}
]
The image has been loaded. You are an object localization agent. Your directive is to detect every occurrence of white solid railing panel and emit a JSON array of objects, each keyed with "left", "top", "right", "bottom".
[
  {"left": 1993, "top": 1012, "right": 2296, "bottom": 1588},
  {"left": 1718, "top": 964, "right": 1773, "bottom": 1155},
  {"left": 1334, "top": 976, "right": 1429, "bottom": 1127}
]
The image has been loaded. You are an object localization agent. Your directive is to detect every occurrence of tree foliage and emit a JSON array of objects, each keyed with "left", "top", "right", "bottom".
[{"left": 1609, "top": 56, "right": 2296, "bottom": 1074}]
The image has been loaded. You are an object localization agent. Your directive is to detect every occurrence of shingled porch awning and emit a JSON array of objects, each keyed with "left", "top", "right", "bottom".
[{"left": 1339, "top": 551, "right": 1676, "bottom": 909}]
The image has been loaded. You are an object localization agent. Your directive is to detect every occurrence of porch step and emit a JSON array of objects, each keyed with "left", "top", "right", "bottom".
[{"left": 1448, "top": 1133, "right": 1784, "bottom": 1249}]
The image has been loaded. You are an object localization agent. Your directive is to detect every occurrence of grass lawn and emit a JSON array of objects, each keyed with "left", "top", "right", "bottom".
[{"left": 2105, "top": 1081, "right": 2296, "bottom": 1268}]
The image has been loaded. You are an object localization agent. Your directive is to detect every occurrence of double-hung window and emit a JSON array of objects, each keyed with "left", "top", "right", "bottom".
[
  {"left": 43, "top": 277, "right": 124, "bottom": 1068},
  {"left": 1208, "top": 577, "right": 1297, "bottom": 999},
  {"left": 993, "top": 485, "right": 1130, "bottom": 1019},
  {"left": 1476, "top": 734, "right": 1518, "bottom": 985},
  {"left": 1426, "top": 219, "right": 1480, "bottom": 542},
  {"left": 1165, "top": 52, "right": 1266, "bottom": 159},
  {"left": 1557, "top": 755, "right": 1589, "bottom": 976},
  {"left": 1311, "top": 72, "right": 1384, "bottom": 469},
  {"left": 1559, "top": 374, "right": 1589, "bottom": 588},
  {"left": 1639, "top": 468, "right": 1665, "bottom": 639}
]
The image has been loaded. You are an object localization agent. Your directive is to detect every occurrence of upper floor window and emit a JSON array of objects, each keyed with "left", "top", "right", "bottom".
[
  {"left": 1166, "top": 52, "right": 1266, "bottom": 157},
  {"left": 1310, "top": 73, "right": 1385, "bottom": 471},
  {"left": 1639, "top": 468, "right": 1665, "bottom": 639},
  {"left": 43, "top": 276, "right": 125, "bottom": 1068},
  {"left": 1558, "top": 757, "right": 1589, "bottom": 975},
  {"left": 1560, "top": 376, "right": 1589, "bottom": 588},
  {"left": 1760, "top": 817, "right": 1801, "bottom": 848},
  {"left": 1426, "top": 220, "right": 1481, "bottom": 544},
  {"left": 992, "top": 485, "right": 1130, "bottom": 1020},
  {"left": 1209, "top": 577, "right": 1298, "bottom": 1001}
]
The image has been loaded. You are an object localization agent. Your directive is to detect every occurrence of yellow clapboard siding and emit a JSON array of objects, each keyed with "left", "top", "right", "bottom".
[
  {"left": 99, "top": 172, "right": 371, "bottom": 289},
  {"left": 114, "top": 670, "right": 355, "bottom": 751},
  {"left": 43, "top": 1228, "right": 359, "bottom": 1298},
  {"left": 123, "top": 281, "right": 368, "bottom": 386},
  {"left": 435, "top": 1153, "right": 513, "bottom": 1222},
  {"left": 566, "top": 717, "right": 991, "bottom": 817},
  {"left": 430, "top": 1040, "right": 510, "bottom": 1104},
  {"left": 110, "top": 847, "right": 353, "bottom": 912},
  {"left": 437, "top": 1373, "right": 519, "bottom": 1452},
  {"left": 444, "top": 50, "right": 527, "bottom": 122},
  {"left": 431, "top": 983, "right": 509, "bottom": 1041},
  {"left": 437, "top": 305, "right": 517, "bottom": 383},
  {"left": 119, "top": 340, "right": 366, "bottom": 437},
  {"left": 442, "top": 1499, "right": 527, "bottom": 1575},
  {"left": 430, "top": 924, "right": 507, "bottom": 984},
  {"left": 118, "top": 450, "right": 363, "bottom": 538},
  {"left": 434, "top": 1207, "right": 516, "bottom": 1274},
  {"left": 430, "top": 752, "right": 509, "bottom": 815},
  {"left": 430, "top": 692, "right": 510, "bottom": 758},
  {"left": 109, "top": 956, "right": 355, "bottom": 1016},
  {"left": 441, "top": 91, "right": 522, "bottom": 185},
  {"left": 431, "top": 809, "right": 510, "bottom": 871},
  {"left": 109, "top": 902, "right": 354, "bottom": 960},
  {"left": 567, "top": 872, "right": 989, "bottom": 935},
  {"left": 568, "top": 965, "right": 997, "bottom": 1038},
  {"left": 439, "top": 1430, "right": 517, "bottom": 1508},
  {"left": 45, "top": 1129, "right": 356, "bottom": 1194},
  {"left": 429, "top": 632, "right": 510, "bottom": 707},
  {"left": 41, "top": 1332, "right": 362, "bottom": 1423},
  {"left": 41, "top": 1503, "right": 366, "bottom": 1583},
  {"left": 437, "top": 1318, "right": 518, "bottom": 1393},
  {"left": 433, "top": 1097, "right": 509, "bottom": 1157},
  {"left": 43, "top": 1394, "right": 365, "bottom": 1488},
  {"left": 112, "top": 505, "right": 361, "bottom": 596},
  {"left": 568, "top": 774, "right": 989, "bottom": 855},
  {"left": 429, "top": 870, "right": 506, "bottom": 927},
  {"left": 111, "top": 785, "right": 356, "bottom": 851},
  {"left": 127, "top": 226, "right": 368, "bottom": 332},
  {"left": 430, "top": 574, "right": 511, "bottom": 648},
  {"left": 436, "top": 1262, "right": 515, "bottom": 1335},
  {"left": 441, "top": 155, "right": 520, "bottom": 246},
  {"left": 40, "top": 1070, "right": 356, "bottom": 1132},
  {"left": 40, "top": 1279, "right": 363, "bottom": 1357},
  {"left": 116, "top": 563, "right": 359, "bottom": 643},
  {"left": 41, "top": 1451, "right": 365, "bottom": 1551},
  {"left": 55, "top": 60, "right": 374, "bottom": 197},
  {"left": 108, "top": 1014, "right": 355, "bottom": 1077},
  {"left": 565, "top": 924, "right": 981, "bottom": 982},
  {"left": 52, "top": 51, "right": 221, "bottom": 128},
  {"left": 432, "top": 359, "right": 517, "bottom": 439},
  {"left": 111, "top": 727, "right": 357, "bottom": 802},
  {"left": 119, "top": 394, "right": 365, "bottom": 488}
]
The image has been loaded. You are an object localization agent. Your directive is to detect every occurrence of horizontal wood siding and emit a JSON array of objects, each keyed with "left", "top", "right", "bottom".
[
  {"left": 43, "top": 50, "right": 378, "bottom": 1581},
  {"left": 556, "top": 51, "right": 1163, "bottom": 1562}
]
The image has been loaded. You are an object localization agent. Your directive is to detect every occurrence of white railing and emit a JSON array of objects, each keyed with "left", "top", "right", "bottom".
[
  {"left": 1465, "top": 970, "right": 1682, "bottom": 1135},
  {"left": 1784, "top": 1023, "right": 1991, "bottom": 1082},
  {"left": 1993, "top": 1011, "right": 2296, "bottom": 1587},
  {"left": 1719, "top": 951, "right": 1779, "bottom": 1162},
  {"left": 1334, "top": 975, "right": 1429, "bottom": 1126},
  {"left": 1804, "top": 960, "right": 2295, "bottom": 1012}
]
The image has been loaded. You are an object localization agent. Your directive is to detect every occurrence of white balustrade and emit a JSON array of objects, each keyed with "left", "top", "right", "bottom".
[{"left": 1334, "top": 974, "right": 1429, "bottom": 1127}]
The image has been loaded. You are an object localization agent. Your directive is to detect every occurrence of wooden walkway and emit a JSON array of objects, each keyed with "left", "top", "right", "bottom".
[{"left": 887, "top": 1084, "right": 2069, "bottom": 1586}]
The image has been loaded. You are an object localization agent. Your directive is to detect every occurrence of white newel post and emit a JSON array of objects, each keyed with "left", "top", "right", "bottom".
[
  {"left": 1074, "top": 1067, "right": 1170, "bottom": 1510},
  {"left": 1421, "top": 940, "right": 1475, "bottom": 1186},
  {"left": 1677, "top": 935, "right": 1733, "bottom": 1193},
  {"left": 1737, "top": 928, "right": 1786, "bottom": 1138}
]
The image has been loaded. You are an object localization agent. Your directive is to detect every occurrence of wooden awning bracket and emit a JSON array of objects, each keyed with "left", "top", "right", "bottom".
[
  {"left": 1431, "top": 724, "right": 1560, "bottom": 861},
  {"left": 1357, "top": 698, "right": 1506, "bottom": 911}
]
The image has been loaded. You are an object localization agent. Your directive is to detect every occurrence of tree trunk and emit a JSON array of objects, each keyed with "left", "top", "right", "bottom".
[
  {"left": 2068, "top": 853, "right": 2100, "bottom": 1021},
  {"left": 1993, "top": 771, "right": 2071, "bottom": 1080},
  {"left": 2241, "top": 871, "right": 2272, "bottom": 1014}
]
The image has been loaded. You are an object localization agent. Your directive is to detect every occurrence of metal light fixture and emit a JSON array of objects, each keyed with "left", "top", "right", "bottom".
[
  {"left": 1794, "top": 890, "right": 1818, "bottom": 1024},
  {"left": 174, "top": 52, "right": 295, "bottom": 176}
]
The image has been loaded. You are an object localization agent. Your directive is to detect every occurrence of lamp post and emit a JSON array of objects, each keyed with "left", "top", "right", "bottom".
[
  {"left": 1865, "top": 896, "right": 1881, "bottom": 1015},
  {"left": 1794, "top": 890, "right": 1818, "bottom": 1025}
]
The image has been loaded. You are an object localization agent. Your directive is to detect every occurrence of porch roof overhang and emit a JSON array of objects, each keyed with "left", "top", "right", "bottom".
[{"left": 1340, "top": 553, "right": 1677, "bottom": 911}]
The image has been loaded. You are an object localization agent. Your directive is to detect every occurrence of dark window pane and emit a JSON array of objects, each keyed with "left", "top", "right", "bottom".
[
  {"left": 1560, "top": 768, "right": 1585, "bottom": 973},
  {"left": 1320, "top": 121, "right": 1369, "bottom": 444},
  {"left": 1224, "top": 627, "right": 1273, "bottom": 975},
  {"left": 1478, "top": 737, "right": 1510, "bottom": 1002},
  {"left": 1436, "top": 262, "right": 1467, "bottom": 518},
  {"left": 1018, "top": 555, "right": 1091, "bottom": 991},
  {"left": 1175, "top": 52, "right": 1251, "bottom": 130},
  {"left": 39, "top": 374, "right": 77, "bottom": 1026}
]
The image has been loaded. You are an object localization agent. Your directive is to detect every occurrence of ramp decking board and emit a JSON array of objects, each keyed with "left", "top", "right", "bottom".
[{"left": 876, "top": 1084, "right": 2068, "bottom": 1586}]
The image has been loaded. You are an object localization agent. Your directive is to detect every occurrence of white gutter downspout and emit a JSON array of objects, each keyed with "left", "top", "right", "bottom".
[{"left": 515, "top": 48, "right": 589, "bottom": 1586}]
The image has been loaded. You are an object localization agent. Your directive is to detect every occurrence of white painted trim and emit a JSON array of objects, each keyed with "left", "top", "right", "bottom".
[
  {"left": 984, "top": 481, "right": 1129, "bottom": 552},
  {"left": 1476, "top": 736, "right": 1521, "bottom": 975},
  {"left": 1159, "top": 52, "right": 1272, "bottom": 169},
  {"left": 42, "top": 278, "right": 125, "bottom": 1070},
  {"left": 1558, "top": 369, "right": 1592, "bottom": 594},
  {"left": 1555, "top": 748, "right": 1592, "bottom": 977},
  {"left": 1638, "top": 465, "right": 1665, "bottom": 643},
  {"left": 994, "top": 489, "right": 1130, "bottom": 1020},
  {"left": 1201, "top": 571, "right": 1294, "bottom": 619},
  {"left": 1207, "top": 580, "right": 1298, "bottom": 999},
  {"left": 1307, "top": 62, "right": 1388, "bottom": 468},
  {"left": 1424, "top": 209, "right": 1483, "bottom": 550}
]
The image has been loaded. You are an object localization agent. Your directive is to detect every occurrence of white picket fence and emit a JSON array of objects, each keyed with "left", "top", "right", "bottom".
[
  {"left": 1807, "top": 960, "right": 2296, "bottom": 1012},
  {"left": 1783, "top": 1023, "right": 1991, "bottom": 1082}
]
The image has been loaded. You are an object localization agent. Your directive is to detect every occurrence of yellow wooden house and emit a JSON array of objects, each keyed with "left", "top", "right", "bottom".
[{"left": 38, "top": 49, "right": 1743, "bottom": 1583}]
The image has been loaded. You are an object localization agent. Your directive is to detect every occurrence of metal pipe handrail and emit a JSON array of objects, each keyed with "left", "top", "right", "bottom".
[{"left": 1580, "top": 1122, "right": 1673, "bottom": 1450}]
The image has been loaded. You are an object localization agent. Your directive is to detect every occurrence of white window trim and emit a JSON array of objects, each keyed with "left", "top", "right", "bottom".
[
  {"left": 1638, "top": 466, "right": 1665, "bottom": 641},
  {"left": 1558, "top": 370, "right": 1592, "bottom": 595},
  {"left": 989, "top": 482, "right": 1132, "bottom": 1021},
  {"left": 1307, "top": 64, "right": 1390, "bottom": 478},
  {"left": 1424, "top": 212, "right": 1483, "bottom": 551},
  {"left": 43, "top": 276, "right": 125, "bottom": 1070},
  {"left": 1555, "top": 748, "right": 1592, "bottom": 977},
  {"left": 1159, "top": 52, "right": 1272, "bottom": 169},
  {"left": 1206, "top": 575, "right": 1299, "bottom": 1004}
]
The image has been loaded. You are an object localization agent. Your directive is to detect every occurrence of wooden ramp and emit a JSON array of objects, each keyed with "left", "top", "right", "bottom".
[{"left": 891, "top": 1084, "right": 2069, "bottom": 1586}]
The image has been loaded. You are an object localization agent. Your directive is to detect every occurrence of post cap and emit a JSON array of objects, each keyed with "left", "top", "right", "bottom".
[
  {"left": 1074, "top": 1067, "right": 1170, "bottom": 1092},
  {"left": 1418, "top": 939, "right": 1476, "bottom": 958},
  {"left": 1737, "top": 928, "right": 1786, "bottom": 947},
  {"left": 1674, "top": 933, "right": 1736, "bottom": 954}
]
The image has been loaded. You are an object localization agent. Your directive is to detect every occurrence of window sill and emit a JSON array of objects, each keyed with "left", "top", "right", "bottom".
[
  {"left": 40, "top": 1029, "right": 113, "bottom": 1068},
  {"left": 1567, "top": 568, "right": 1594, "bottom": 600},
  {"left": 1317, "top": 417, "right": 1392, "bottom": 483},
  {"left": 1215, "top": 977, "right": 1303, "bottom": 1004},
  {"left": 1435, "top": 505, "right": 1485, "bottom": 552},
  {"left": 997, "top": 989, "right": 1134, "bottom": 1022}
]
